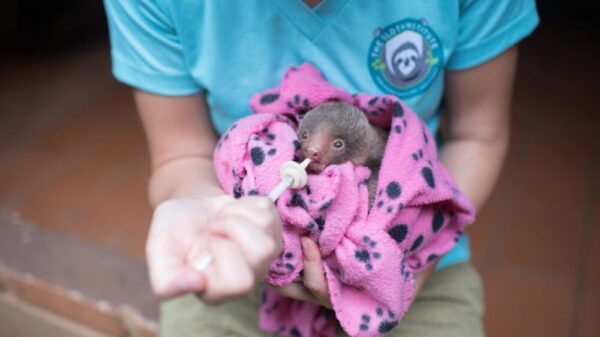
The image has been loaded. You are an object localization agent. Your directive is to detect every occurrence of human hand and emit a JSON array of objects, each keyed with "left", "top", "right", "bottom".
[
  {"left": 272, "top": 237, "right": 332, "bottom": 309},
  {"left": 146, "top": 194, "right": 282, "bottom": 304},
  {"left": 273, "top": 237, "right": 437, "bottom": 309}
]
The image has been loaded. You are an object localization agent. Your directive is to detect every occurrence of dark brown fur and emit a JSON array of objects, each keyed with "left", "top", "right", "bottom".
[{"left": 297, "top": 102, "right": 387, "bottom": 206}]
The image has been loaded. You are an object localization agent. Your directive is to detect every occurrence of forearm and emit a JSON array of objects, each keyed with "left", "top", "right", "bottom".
[
  {"left": 439, "top": 129, "right": 508, "bottom": 211},
  {"left": 440, "top": 47, "right": 517, "bottom": 211},
  {"left": 133, "top": 90, "right": 225, "bottom": 207},
  {"left": 135, "top": 92, "right": 283, "bottom": 302},
  {"left": 148, "top": 156, "right": 225, "bottom": 207},
  {"left": 411, "top": 48, "right": 517, "bottom": 290}
]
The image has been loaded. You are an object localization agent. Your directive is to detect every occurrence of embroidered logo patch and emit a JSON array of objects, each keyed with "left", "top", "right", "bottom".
[{"left": 367, "top": 18, "right": 443, "bottom": 99}]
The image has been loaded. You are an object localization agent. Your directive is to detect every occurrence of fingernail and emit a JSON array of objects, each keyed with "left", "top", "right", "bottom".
[
  {"left": 302, "top": 238, "right": 313, "bottom": 259},
  {"left": 192, "top": 255, "right": 214, "bottom": 272},
  {"left": 301, "top": 237, "right": 309, "bottom": 251}
]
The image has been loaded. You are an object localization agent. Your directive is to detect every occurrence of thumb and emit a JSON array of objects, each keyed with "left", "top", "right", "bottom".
[
  {"left": 301, "top": 237, "right": 330, "bottom": 304},
  {"left": 147, "top": 255, "right": 206, "bottom": 299}
]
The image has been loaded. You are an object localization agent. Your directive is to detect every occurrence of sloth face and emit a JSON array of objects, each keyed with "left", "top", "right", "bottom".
[
  {"left": 382, "top": 31, "right": 430, "bottom": 87},
  {"left": 391, "top": 45, "right": 421, "bottom": 81}
]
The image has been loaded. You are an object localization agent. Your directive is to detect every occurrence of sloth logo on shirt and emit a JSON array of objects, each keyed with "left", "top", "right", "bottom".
[{"left": 368, "top": 18, "right": 444, "bottom": 99}]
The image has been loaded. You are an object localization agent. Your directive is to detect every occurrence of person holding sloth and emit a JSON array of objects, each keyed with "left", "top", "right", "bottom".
[{"left": 104, "top": 1, "right": 539, "bottom": 336}]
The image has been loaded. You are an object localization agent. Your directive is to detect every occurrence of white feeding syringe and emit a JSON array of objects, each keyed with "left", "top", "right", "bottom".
[
  {"left": 192, "top": 158, "right": 312, "bottom": 272},
  {"left": 267, "top": 158, "right": 311, "bottom": 202}
]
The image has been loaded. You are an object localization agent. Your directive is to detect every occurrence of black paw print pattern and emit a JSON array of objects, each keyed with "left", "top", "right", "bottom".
[
  {"left": 387, "top": 220, "right": 427, "bottom": 269},
  {"left": 361, "top": 96, "right": 390, "bottom": 118},
  {"left": 374, "top": 180, "right": 404, "bottom": 215},
  {"left": 358, "top": 307, "right": 399, "bottom": 334},
  {"left": 291, "top": 138, "right": 303, "bottom": 162},
  {"left": 275, "top": 251, "right": 297, "bottom": 272},
  {"left": 388, "top": 202, "right": 462, "bottom": 273},
  {"left": 249, "top": 127, "right": 279, "bottom": 164},
  {"left": 285, "top": 192, "right": 329, "bottom": 233},
  {"left": 303, "top": 189, "right": 332, "bottom": 228},
  {"left": 409, "top": 143, "right": 437, "bottom": 190},
  {"left": 263, "top": 297, "right": 280, "bottom": 315},
  {"left": 227, "top": 124, "right": 284, "bottom": 199},
  {"left": 274, "top": 324, "right": 303, "bottom": 337},
  {"left": 229, "top": 166, "right": 247, "bottom": 199},
  {"left": 232, "top": 181, "right": 243, "bottom": 198},
  {"left": 286, "top": 94, "right": 312, "bottom": 115},
  {"left": 287, "top": 192, "right": 308, "bottom": 211},
  {"left": 259, "top": 93, "right": 280, "bottom": 105},
  {"left": 404, "top": 200, "right": 466, "bottom": 272},
  {"left": 354, "top": 236, "right": 382, "bottom": 272},
  {"left": 391, "top": 101, "right": 408, "bottom": 133},
  {"left": 399, "top": 257, "right": 411, "bottom": 281}
]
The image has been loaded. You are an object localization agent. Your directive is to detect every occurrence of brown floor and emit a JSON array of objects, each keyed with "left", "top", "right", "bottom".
[{"left": 0, "top": 22, "right": 598, "bottom": 337}]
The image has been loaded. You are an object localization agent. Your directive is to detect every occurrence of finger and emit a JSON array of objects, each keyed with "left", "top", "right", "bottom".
[
  {"left": 201, "top": 236, "right": 256, "bottom": 304},
  {"left": 301, "top": 237, "right": 331, "bottom": 308},
  {"left": 210, "top": 214, "right": 281, "bottom": 277},
  {"left": 187, "top": 236, "right": 214, "bottom": 272},
  {"left": 217, "top": 196, "right": 280, "bottom": 233},
  {"left": 147, "top": 254, "right": 206, "bottom": 299},
  {"left": 413, "top": 261, "right": 438, "bottom": 294},
  {"left": 146, "top": 221, "right": 206, "bottom": 299},
  {"left": 271, "top": 283, "right": 317, "bottom": 303}
]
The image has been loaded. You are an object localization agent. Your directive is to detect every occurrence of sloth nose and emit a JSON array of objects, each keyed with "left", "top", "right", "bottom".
[{"left": 305, "top": 146, "right": 322, "bottom": 161}]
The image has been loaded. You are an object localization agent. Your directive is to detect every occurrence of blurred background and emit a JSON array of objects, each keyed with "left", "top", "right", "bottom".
[{"left": 0, "top": 1, "right": 598, "bottom": 337}]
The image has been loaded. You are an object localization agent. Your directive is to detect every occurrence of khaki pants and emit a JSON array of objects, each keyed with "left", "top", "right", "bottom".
[{"left": 160, "top": 263, "right": 485, "bottom": 337}]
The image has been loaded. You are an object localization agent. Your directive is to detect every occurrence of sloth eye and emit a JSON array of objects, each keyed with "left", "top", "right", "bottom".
[
  {"left": 333, "top": 139, "right": 344, "bottom": 149},
  {"left": 301, "top": 131, "right": 308, "bottom": 140}
]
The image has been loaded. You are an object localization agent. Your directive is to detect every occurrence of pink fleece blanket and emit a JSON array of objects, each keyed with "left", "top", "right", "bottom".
[{"left": 213, "top": 64, "right": 475, "bottom": 337}]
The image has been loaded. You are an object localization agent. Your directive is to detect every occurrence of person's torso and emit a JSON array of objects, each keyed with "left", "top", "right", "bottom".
[{"left": 165, "top": 0, "right": 462, "bottom": 134}]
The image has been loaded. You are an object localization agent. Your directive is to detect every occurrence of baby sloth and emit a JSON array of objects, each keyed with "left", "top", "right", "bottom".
[{"left": 297, "top": 102, "right": 387, "bottom": 206}]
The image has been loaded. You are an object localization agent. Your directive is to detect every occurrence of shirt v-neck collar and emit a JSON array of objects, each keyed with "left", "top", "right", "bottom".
[{"left": 269, "top": 0, "right": 349, "bottom": 41}]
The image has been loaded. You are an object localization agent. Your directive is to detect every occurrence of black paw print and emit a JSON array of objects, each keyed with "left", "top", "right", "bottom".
[
  {"left": 375, "top": 307, "right": 399, "bottom": 333},
  {"left": 272, "top": 251, "right": 297, "bottom": 274},
  {"left": 249, "top": 134, "right": 279, "bottom": 166},
  {"left": 364, "top": 96, "right": 388, "bottom": 117},
  {"left": 375, "top": 181, "right": 404, "bottom": 215},
  {"left": 360, "top": 307, "right": 398, "bottom": 334},
  {"left": 286, "top": 94, "right": 312, "bottom": 114},
  {"left": 354, "top": 236, "right": 382, "bottom": 271},
  {"left": 359, "top": 313, "right": 371, "bottom": 332},
  {"left": 409, "top": 149, "right": 436, "bottom": 189},
  {"left": 411, "top": 148, "right": 424, "bottom": 161}
]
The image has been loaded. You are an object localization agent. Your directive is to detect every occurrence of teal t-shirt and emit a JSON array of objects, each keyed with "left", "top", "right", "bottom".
[{"left": 104, "top": 0, "right": 539, "bottom": 269}]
